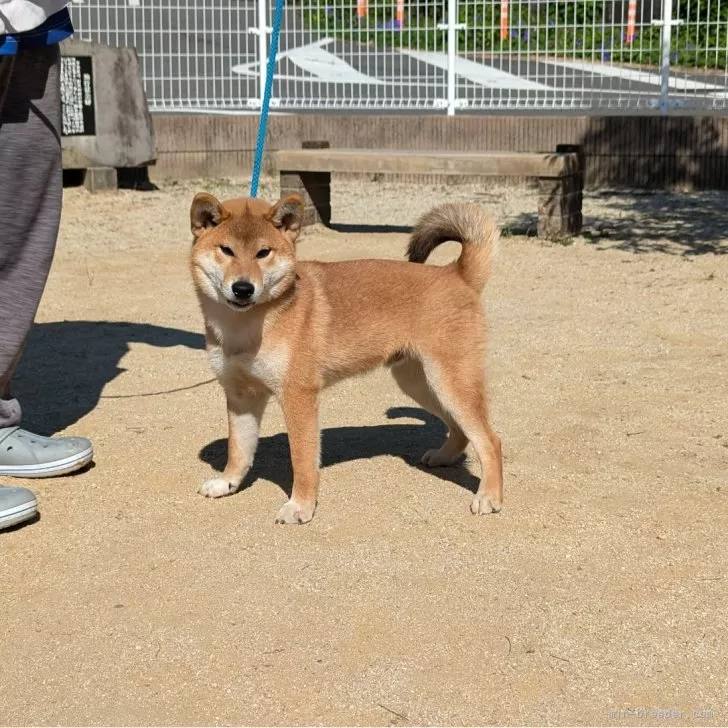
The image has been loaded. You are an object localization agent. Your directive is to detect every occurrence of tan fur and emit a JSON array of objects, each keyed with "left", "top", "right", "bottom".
[
  {"left": 408, "top": 202, "right": 499, "bottom": 292},
  {"left": 189, "top": 192, "right": 503, "bottom": 524}
]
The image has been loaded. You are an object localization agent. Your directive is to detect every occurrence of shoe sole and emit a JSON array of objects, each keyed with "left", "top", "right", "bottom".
[
  {"left": 0, "top": 446, "right": 93, "bottom": 479},
  {"left": 0, "top": 498, "right": 38, "bottom": 530}
]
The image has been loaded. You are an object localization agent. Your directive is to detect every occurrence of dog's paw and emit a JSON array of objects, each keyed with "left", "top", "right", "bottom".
[
  {"left": 199, "top": 477, "right": 235, "bottom": 498},
  {"left": 470, "top": 493, "right": 502, "bottom": 515},
  {"left": 421, "top": 448, "right": 457, "bottom": 468},
  {"left": 275, "top": 499, "right": 315, "bottom": 525}
]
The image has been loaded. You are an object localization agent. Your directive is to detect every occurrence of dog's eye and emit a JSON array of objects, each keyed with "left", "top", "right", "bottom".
[
  {"left": 219, "top": 245, "right": 234, "bottom": 257},
  {"left": 256, "top": 248, "right": 272, "bottom": 259}
]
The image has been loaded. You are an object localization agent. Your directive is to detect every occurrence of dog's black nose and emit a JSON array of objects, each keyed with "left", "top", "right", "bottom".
[{"left": 231, "top": 280, "right": 255, "bottom": 300}]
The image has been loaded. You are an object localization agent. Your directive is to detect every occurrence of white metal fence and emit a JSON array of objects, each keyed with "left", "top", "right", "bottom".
[{"left": 69, "top": 0, "right": 728, "bottom": 113}]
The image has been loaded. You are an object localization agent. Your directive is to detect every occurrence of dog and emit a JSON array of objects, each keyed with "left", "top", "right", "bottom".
[{"left": 189, "top": 192, "right": 503, "bottom": 524}]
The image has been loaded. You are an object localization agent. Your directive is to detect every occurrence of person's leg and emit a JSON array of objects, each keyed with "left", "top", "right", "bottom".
[
  {"left": 0, "top": 45, "right": 62, "bottom": 428},
  {"left": 0, "top": 45, "right": 92, "bottom": 480}
]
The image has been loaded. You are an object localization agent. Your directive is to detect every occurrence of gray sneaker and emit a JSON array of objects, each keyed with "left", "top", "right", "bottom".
[
  {"left": 0, "top": 486, "right": 38, "bottom": 530},
  {"left": 0, "top": 427, "right": 93, "bottom": 478}
]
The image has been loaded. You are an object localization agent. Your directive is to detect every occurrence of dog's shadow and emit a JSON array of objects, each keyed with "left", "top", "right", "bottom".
[{"left": 199, "top": 406, "right": 480, "bottom": 497}]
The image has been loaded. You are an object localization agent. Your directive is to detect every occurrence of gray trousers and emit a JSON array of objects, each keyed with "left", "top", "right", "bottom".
[{"left": 0, "top": 45, "right": 62, "bottom": 429}]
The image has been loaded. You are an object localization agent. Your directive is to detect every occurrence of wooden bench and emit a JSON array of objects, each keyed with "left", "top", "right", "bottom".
[{"left": 275, "top": 143, "right": 584, "bottom": 239}]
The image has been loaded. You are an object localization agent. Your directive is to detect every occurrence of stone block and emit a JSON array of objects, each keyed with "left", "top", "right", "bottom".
[
  {"left": 83, "top": 166, "right": 118, "bottom": 193},
  {"left": 60, "top": 38, "right": 156, "bottom": 171}
]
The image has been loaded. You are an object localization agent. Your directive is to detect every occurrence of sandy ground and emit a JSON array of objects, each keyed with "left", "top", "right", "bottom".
[{"left": 1, "top": 177, "right": 727, "bottom": 727}]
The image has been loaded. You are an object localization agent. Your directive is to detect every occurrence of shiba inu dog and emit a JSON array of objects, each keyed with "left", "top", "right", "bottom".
[{"left": 189, "top": 193, "right": 502, "bottom": 524}]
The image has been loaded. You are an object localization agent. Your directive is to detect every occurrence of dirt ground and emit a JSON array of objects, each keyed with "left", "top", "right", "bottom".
[{"left": 1, "top": 176, "right": 727, "bottom": 726}]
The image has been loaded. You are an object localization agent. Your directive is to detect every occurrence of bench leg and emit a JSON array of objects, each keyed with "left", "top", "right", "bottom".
[
  {"left": 280, "top": 171, "right": 331, "bottom": 227},
  {"left": 83, "top": 166, "right": 118, "bottom": 193},
  {"left": 537, "top": 174, "right": 582, "bottom": 239}
]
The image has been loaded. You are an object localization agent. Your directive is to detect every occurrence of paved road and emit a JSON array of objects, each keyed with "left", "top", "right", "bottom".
[{"left": 69, "top": 0, "right": 728, "bottom": 112}]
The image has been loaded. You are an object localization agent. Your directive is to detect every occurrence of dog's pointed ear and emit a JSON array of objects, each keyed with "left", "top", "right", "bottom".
[
  {"left": 267, "top": 195, "right": 304, "bottom": 242},
  {"left": 191, "top": 193, "right": 226, "bottom": 238}
]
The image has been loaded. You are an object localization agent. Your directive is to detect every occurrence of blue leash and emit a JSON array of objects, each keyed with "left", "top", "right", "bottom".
[{"left": 250, "top": 0, "right": 285, "bottom": 198}]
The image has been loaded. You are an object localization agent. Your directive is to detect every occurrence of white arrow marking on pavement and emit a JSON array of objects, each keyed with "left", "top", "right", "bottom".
[
  {"left": 233, "top": 58, "right": 282, "bottom": 78},
  {"left": 549, "top": 59, "right": 728, "bottom": 92},
  {"left": 232, "top": 38, "right": 384, "bottom": 85},
  {"left": 400, "top": 49, "right": 549, "bottom": 91},
  {"left": 286, "top": 39, "right": 385, "bottom": 84}
]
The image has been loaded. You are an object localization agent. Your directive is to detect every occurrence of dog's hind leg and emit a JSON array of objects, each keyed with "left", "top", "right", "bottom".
[
  {"left": 390, "top": 357, "right": 469, "bottom": 467},
  {"left": 419, "top": 355, "right": 503, "bottom": 515}
]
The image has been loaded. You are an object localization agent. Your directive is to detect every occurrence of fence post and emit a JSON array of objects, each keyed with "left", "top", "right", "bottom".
[
  {"left": 657, "top": 0, "right": 674, "bottom": 115},
  {"left": 258, "top": 0, "right": 268, "bottom": 108},
  {"left": 438, "top": 0, "right": 465, "bottom": 115},
  {"left": 446, "top": 0, "right": 457, "bottom": 115}
]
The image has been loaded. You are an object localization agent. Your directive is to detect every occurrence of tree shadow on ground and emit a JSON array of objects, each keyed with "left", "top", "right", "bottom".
[
  {"left": 199, "top": 406, "right": 480, "bottom": 499},
  {"left": 506, "top": 191, "right": 728, "bottom": 257},
  {"left": 580, "top": 190, "right": 728, "bottom": 256},
  {"left": 13, "top": 321, "right": 205, "bottom": 435},
  {"left": 574, "top": 116, "right": 728, "bottom": 256}
]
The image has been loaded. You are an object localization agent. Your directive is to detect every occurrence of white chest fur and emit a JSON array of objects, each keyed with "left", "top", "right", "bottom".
[{"left": 208, "top": 343, "right": 289, "bottom": 392}]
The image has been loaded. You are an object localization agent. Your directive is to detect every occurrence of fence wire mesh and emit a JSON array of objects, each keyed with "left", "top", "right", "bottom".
[{"left": 68, "top": 0, "right": 728, "bottom": 113}]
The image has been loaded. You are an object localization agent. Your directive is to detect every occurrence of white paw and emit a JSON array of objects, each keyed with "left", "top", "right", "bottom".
[
  {"left": 274, "top": 499, "right": 315, "bottom": 525},
  {"left": 470, "top": 492, "right": 502, "bottom": 515},
  {"left": 421, "top": 448, "right": 456, "bottom": 467},
  {"left": 199, "top": 477, "right": 236, "bottom": 498}
]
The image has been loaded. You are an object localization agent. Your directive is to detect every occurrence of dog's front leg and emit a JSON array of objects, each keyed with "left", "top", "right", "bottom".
[
  {"left": 275, "top": 388, "right": 320, "bottom": 524},
  {"left": 199, "top": 392, "right": 269, "bottom": 498}
]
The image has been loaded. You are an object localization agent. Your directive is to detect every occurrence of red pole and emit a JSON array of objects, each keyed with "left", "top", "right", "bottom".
[
  {"left": 500, "top": 0, "right": 509, "bottom": 41},
  {"left": 626, "top": 0, "right": 637, "bottom": 44}
]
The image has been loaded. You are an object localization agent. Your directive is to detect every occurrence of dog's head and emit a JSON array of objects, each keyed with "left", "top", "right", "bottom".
[{"left": 189, "top": 193, "right": 304, "bottom": 312}]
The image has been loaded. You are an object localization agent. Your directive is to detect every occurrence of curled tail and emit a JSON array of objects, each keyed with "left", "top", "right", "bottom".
[{"left": 407, "top": 203, "right": 499, "bottom": 293}]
